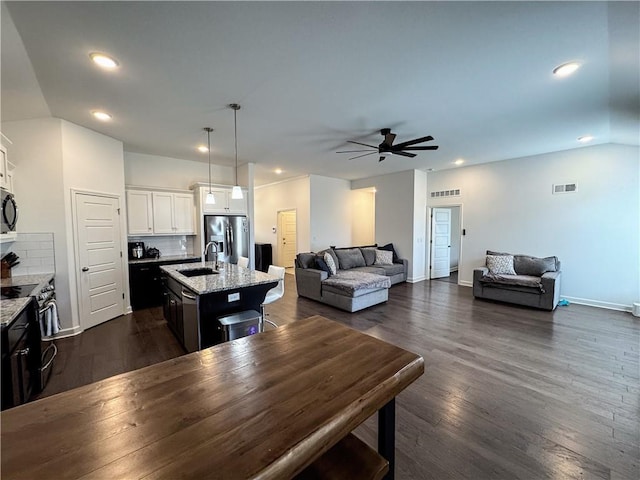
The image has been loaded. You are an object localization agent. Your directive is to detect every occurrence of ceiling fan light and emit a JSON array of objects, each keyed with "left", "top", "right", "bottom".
[
  {"left": 205, "top": 192, "right": 216, "bottom": 204},
  {"left": 231, "top": 185, "right": 243, "bottom": 199},
  {"left": 90, "top": 52, "right": 119, "bottom": 69}
]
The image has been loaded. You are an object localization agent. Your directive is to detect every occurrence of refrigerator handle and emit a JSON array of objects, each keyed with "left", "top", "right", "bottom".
[
  {"left": 229, "top": 223, "right": 235, "bottom": 256},
  {"left": 225, "top": 222, "right": 232, "bottom": 257}
]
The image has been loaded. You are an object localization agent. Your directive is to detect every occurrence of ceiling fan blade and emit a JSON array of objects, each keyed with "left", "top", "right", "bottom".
[
  {"left": 336, "top": 149, "right": 377, "bottom": 153},
  {"left": 402, "top": 145, "right": 439, "bottom": 151},
  {"left": 392, "top": 151, "right": 417, "bottom": 158},
  {"left": 383, "top": 132, "right": 396, "bottom": 146},
  {"left": 347, "top": 140, "right": 378, "bottom": 148},
  {"left": 348, "top": 152, "right": 377, "bottom": 160},
  {"left": 393, "top": 135, "right": 434, "bottom": 149},
  {"left": 379, "top": 156, "right": 386, "bottom": 162}
]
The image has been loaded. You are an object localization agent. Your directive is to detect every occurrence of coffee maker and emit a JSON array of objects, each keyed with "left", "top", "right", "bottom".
[{"left": 128, "top": 241, "right": 145, "bottom": 259}]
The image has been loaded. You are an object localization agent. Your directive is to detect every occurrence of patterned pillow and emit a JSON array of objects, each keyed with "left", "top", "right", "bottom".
[
  {"left": 374, "top": 249, "right": 394, "bottom": 265},
  {"left": 486, "top": 254, "right": 516, "bottom": 275},
  {"left": 323, "top": 252, "right": 337, "bottom": 275}
]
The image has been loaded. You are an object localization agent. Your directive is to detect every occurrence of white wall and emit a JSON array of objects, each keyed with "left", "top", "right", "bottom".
[
  {"left": 353, "top": 170, "right": 421, "bottom": 281},
  {"left": 351, "top": 189, "right": 375, "bottom": 246},
  {"left": 2, "top": 118, "right": 128, "bottom": 333},
  {"left": 124, "top": 152, "right": 234, "bottom": 189},
  {"left": 412, "top": 170, "right": 428, "bottom": 282},
  {"left": 254, "top": 176, "right": 311, "bottom": 260},
  {"left": 309, "top": 175, "right": 353, "bottom": 251},
  {"left": 427, "top": 143, "right": 639, "bottom": 310},
  {"left": 450, "top": 206, "right": 461, "bottom": 270}
]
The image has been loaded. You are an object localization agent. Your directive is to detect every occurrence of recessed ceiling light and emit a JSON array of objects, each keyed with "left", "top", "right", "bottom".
[
  {"left": 553, "top": 62, "right": 581, "bottom": 77},
  {"left": 454, "top": 159, "right": 465, "bottom": 166},
  {"left": 91, "top": 110, "right": 112, "bottom": 121},
  {"left": 274, "top": 168, "right": 283, "bottom": 175},
  {"left": 197, "top": 145, "right": 209, "bottom": 153},
  {"left": 577, "top": 135, "right": 593, "bottom": 143},
  {"left": 90, "top": 52, "right": 119, "bottom": 69}
]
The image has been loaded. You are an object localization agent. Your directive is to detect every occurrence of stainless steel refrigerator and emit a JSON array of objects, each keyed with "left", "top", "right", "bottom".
[{"left": 203, "top": 215, "right": 249, "bottom": 264}]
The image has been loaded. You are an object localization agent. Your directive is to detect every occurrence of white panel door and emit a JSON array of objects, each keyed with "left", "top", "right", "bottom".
[
  {"left": 277, "top": 210, "right": 297, "bottom": 268},
  {"left": 75, "top": 193, "right": 124, "bottom": 330},
  {"left": 430, "top": 208, "right": 451, "bottom": 279}
]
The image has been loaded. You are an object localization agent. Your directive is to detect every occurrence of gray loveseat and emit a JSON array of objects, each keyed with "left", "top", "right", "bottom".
[
  {"left": 295, "top": 245, "right": 408, "bottom": 312},
  {"left": 473, "top": 250, "right": 561, "bottom": 311}
]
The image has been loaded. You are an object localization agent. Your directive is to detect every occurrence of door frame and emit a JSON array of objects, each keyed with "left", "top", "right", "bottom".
[
  {"left": 276, "top": 208, "right": 297, "bottom": 268},
  {"left": 426, "top": 203, "right": 463, "bottom": 284},
  {"left": 71, "top": 189, "right": 129, "bottom": 332}
]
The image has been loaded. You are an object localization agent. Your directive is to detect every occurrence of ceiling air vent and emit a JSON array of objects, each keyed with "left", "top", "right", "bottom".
[
  {"left": 553, "top": 183, "right": 578, "bottom": 194},
  {"left": 430, "top": 188, "right": 461, "bottom": 198}
]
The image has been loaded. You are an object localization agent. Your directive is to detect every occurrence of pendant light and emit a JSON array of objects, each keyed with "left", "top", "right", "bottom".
[
  {"left": 229, "top": 103, "right": 243, "bottom": 200},
  {"left": 204, "top": 127, "right": 216, "bottom": 204}
]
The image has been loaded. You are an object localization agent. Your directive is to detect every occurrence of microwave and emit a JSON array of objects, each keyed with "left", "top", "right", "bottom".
[{"left": 1, "top": 187, "right": 18, "bottom": 233}]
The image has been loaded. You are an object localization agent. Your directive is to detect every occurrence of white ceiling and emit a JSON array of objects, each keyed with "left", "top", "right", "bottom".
[{"left": 2, "top": 1, "right": 639, "bottom": 186}]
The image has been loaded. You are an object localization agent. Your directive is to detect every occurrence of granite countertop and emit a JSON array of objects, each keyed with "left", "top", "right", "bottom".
[
  {"left": 1, "top": 273, "right": 55, "bottom": 327},
  {"left": 129, "top": 254, "right": 201, "bottom": 265},
  {"left": 160, "top": 261, "right": 278, "bottom": 295}
]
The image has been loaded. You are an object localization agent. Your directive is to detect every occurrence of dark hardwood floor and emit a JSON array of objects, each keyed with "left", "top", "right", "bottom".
[{"left": 40, "top": 276, "right": 639, "bottom": 479}]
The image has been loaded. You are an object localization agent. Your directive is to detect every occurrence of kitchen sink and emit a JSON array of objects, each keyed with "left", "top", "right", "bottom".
[{"left": 178, "top": 267, "right": 219, "bottom": 277}]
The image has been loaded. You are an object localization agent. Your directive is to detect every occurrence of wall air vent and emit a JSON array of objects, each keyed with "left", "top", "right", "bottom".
[
  {"left": 553, "top": 183, "right": 578, "bottom": 194},
  {"left": 430, "top": 188, "right": 461, "bottom": 198}
]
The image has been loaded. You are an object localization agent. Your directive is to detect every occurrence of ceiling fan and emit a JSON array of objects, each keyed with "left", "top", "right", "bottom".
[{"left": 337, "top": 128, "right": 439, "bottom": 162}]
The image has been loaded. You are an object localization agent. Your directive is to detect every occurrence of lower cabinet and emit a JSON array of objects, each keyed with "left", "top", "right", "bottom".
[
  {"left": 129, "top": 258, "right": 200, "bottom": 311},
  {"left": 163, "top": 277, "right": 184, "bottom": 345}
]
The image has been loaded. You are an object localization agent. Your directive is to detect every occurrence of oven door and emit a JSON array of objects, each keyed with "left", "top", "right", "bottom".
[{"left": 1, "top": 188, "right": 18, "bottom": 233}]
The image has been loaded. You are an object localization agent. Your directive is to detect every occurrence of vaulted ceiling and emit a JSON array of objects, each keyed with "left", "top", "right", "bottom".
[{"left": 2, "top": 1, "right": 638, "bottom": 185}]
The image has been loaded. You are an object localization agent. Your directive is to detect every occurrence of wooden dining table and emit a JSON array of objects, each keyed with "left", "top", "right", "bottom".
[{"left": 1, "top": 315, "right": 424, "bottom": 479}]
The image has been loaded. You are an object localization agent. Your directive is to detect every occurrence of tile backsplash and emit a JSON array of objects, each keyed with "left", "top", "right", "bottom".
[
  {"left": 128, "top": 235, "right": 195, "bottom": 257},
  {"left": 2, "top": 232, "right": 55, "bottom": 276}
]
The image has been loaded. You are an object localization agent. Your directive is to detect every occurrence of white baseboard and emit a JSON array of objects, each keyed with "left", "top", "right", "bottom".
[
  {"left": 561, "top": 296, "right": 634, "bottom": 313},
  {"left": 44, "top": 325, "right": 82, "bottom": 340},
  {"left": 408, "top": 275, "right": 427, "bottom": 283},
  {"left": 459, "top": 280, "right": 472, "bottom": 287},
  {"left": 125, "top": 305, "right": 133, "bottom": 315}
]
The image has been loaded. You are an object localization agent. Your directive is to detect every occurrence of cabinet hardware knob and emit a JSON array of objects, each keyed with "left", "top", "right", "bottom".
[{"left": 82, "top": 267, "right": 89, "bottom": 272}]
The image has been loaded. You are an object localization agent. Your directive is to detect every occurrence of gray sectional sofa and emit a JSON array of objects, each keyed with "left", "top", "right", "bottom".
[
  {"left": 473, "top": 250, "right": 561, "bottom": 311},
  {"left": 295, "top": 245, "right": 408, "bottom": 312}
]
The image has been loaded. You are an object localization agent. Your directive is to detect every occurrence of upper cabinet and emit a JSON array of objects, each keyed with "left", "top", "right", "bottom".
[
  {"left": 126, "top": 188, "right": 195, "bottom": 236},
  {"left": 200, "top": 186, "right": 247, "bottom": 215},
  {"left": 0, "top": 144, "right": 9, "bottom": 191}
]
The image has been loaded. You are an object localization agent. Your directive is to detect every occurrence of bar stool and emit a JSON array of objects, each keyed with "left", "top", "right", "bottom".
[
  {"left": 260, "top": 265, "right": 285, "bottom": 331},
  {"left": 238, "top": 256, "right": 249, "bottom": 268}
]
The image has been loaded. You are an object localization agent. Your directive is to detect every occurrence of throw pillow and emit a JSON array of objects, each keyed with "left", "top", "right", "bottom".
[
  {"left": 323, "top": 252, "right": 337, "bottom": 275},
  {"left": 486, "top": 254, "right": 516, "bottom": 275},
  {"left": 315, "top": 256, "right": 332, "bottom": 276},
  {"left": 296, "top": 252, "right": 317, "bottom": 269},
  {"left": 374, "top": 249, "right": 393, "bottom": 265},
  {"left": 380, "top": 243, "right": 399, "bottom": 263},
  {"left": 318, "top": 248, "right": 340, "bottom": 271},
  {"left": 360, "top": 247, "right": 377, "bottom": 266},
  {"left": 335, "top": 248, "right": 366, "bottom": 270},
  {"left": 514, "top": 255, "right": 558, "bottom": 276}
]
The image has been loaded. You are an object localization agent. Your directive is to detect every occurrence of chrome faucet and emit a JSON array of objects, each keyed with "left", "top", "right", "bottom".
[{"left": 203, "top": 241, "right": 219, "bottom": 269}]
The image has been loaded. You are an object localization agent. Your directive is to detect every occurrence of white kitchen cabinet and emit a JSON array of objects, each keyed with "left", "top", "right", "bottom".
[
  {"left": 200, "top": 187, "right": 247, "bottom": 215},
  {"left": 0, "top": 144, "right": 8, "bottom": 190},
  {"left": 126, "top": 188, "right": 195, "bottom": 236},
  {"left": 126, "top": 190, "right": 154, "bottom": 235}
]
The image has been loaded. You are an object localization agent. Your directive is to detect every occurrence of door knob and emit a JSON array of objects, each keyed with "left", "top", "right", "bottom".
[{"left": 82, "top": 267, "right": 89, "bottom": 272}]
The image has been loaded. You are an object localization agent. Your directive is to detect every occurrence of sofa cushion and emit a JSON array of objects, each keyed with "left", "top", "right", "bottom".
[
  {"left": 375, "top": 249, "right": 394, "bottom": 265},
  {"left": 296, "top": 252, "right": 317, "bottom": 269},
  {"left": 322, "top": 270, "right": 391, "bottom": 296},
  {"left": 486, "top": 254, "right": 516, "bottom": 275},
  {"left": 335, "top": 248, "right": 366, "bottom": 270},
  {"left": 360, "top": 247, "right": 377, "bottom": 266},
  {"left": 380, "top": 243, "right": 400, "bottom": 263},
  {"left": 318, "top": 248, "right": 340, "bottom": 271},
  {"left": 370, "top": 263, "right": 405, "bottom": 276},
  {"left": 315, "top": 255, "right": 333, "bottom": 276},
  {"left": 323, "top": 252, "right": 337, "bottom": 275},
  {"left": 480, "top": 273, "right": 545, "bottom": 292},
  {"left": 514, "top": 255, "right": 558, "bottom": 276}
]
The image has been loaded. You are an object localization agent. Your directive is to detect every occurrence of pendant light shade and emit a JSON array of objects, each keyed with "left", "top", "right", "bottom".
[
  {"left": 229, "top": 103, "right": 243, "bottom": 200},
  {"left": 204, "top": 127, "right": 216, "bottom": 205}
]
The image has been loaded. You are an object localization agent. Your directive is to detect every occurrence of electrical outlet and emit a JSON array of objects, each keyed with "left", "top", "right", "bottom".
[{"left": 228, "top": 292, "right": 240, "bottom": 302}]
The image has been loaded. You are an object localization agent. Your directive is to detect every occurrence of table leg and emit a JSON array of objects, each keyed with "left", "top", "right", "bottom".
[{"left": 378, "top": 398, "right": 395, "bottom": 480}]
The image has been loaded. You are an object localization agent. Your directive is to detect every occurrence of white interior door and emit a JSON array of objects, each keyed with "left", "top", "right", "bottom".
[
  {"left": 430, "top": 208, "right": 451, "bottom": 279},
  {"left": 277, "top": 210, "right": 297, "bottom": 268},
  {"left": 75, "top": 192, "right": 125, "bottom": 330}
]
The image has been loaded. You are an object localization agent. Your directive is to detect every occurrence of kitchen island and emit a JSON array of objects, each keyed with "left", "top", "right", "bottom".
[{"left": 160, "top": 261, "right": 278, "bottom": 352}]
